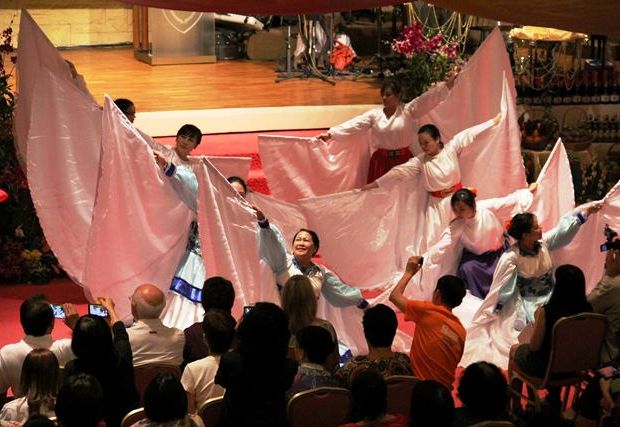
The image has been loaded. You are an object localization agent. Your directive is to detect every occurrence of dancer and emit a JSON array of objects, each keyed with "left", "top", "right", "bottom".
[
  {"left": 461, "top": 203, "right": 603, "bottom": 368},
  {"left": 114, "top": 98, "right": 136, "bottom": 123},
  {"left": 256, "top": 211, "right": 367, "bottom": 309},
  {"left": 363, "top": 114, "right": 501, "bottom": 250},
  {"left": 424, "top": 185, "right": 536, "bottom": 299},
  {"left": 317, "top": 71, "right": 458, "bottom": 182}
]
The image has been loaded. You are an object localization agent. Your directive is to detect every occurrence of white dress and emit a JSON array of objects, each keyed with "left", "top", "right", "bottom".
[{"left": 376, "top": 118, "right": 496, "bottom": 251}]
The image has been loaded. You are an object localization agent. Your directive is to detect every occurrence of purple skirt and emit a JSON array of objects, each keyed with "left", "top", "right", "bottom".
[{"left": 457, "top": 240, "right": 509, "bottom": 299}]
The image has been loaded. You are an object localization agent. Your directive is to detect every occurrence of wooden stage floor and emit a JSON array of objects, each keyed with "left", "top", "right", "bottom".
[{"left": 60, "top": 47, "right": 382, "bottom": 112}]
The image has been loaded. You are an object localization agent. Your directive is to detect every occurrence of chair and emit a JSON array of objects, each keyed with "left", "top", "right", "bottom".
[
  {"left": 509, "top": 313, "right": 607, "bottom": 412},
  {"left": 198, "top": 395, "right": 224, "bottom": 427},
  {"left": 469, "top": 421, "right": 515, "bottom": 427},
  {"left": 133, "top": 363, "right": 181, "bottom": 404},
  {"left": 287, "top": 387, "right": 352, "bottom": 427},
  {"left": 121, "top": 407, "right": 146, "bottom": 427},
  {"left": 385, "top": 375, "right": 420, "bottom": 416}
]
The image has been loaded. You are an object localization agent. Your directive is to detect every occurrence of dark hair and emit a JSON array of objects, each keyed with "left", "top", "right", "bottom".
[
  {"left": 297, "top": 326, "right": 334, "bottom": 365},
  {"left": 55, "top": 373, "right": 104, "bottom": 427},
  {"left": 201, "top": 276, "right": 235, "bottom": 313},
  {"left": 202, "top": 309, "right": 236, "bottom": 355},
  {"left": 20, "top": 349, "right": 59, "bottom": 417},
  {"left": 451, "top": 188, "right": 477, "bottom": 210},
  {"left": 457, "top": 362, "right": 508, "bottom": 419},
  {"left": 114, "top": 98, "right": 134, "bottom": 114},
  {"left": 23, "top": 415, "right": 56, "bottom": 427},
  {"left": 176, "top": 124, "right": 202, "bottom": 146},
  {"left": 292, "top": 229, "right": 320, "bottom": 255},
  {"left": 507, "top": 212, "right": 535, "bottom": 240},
  {"left": 237, "top": 302, "right": 290, "bottom": 370},
  {"left": 70, "top": 315, "right": 116, "bottom": 367},
  {"left": 143, "top": 373, "right": 187, "bottom": 423},
  {"left": 227, "top": 176, "right": 248, "bottom": 194},
  {"left": 409, "top": 380, "right": 454, "bottom": 427},
  {"left": 418, "top": 124, "right": 441, "bottom": 140},
  {"left": 350, "top": 369, "right": 387, "bottom": 421},
  {"left": 436, "top": 275, "right": 466, "bottom": 309},
  {"left": 362, "top": 304, "right": 397, "bottom": 348},
  {"left": 380, "top": 79, "right": 402, "bottom": 97},
  {"left": 547, "top": 264, "right": 592, "bottom": 312},
  {"left": 20, "top": 295, "right": 54, "bottom": 337}
]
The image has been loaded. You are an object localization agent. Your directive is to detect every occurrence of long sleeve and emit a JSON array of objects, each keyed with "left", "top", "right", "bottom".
[
  {"left": 258, "top": 223, "right": 289, "bottom": 275},
  {"left": 112, "top": 321, "right": 133, "bottom": 368},
  {"left": 448, "top": 118, "right": 496, "bottom": 155},
  {"left": 375, "top": 156, "right": 422, "bottom": 188},
  {"left": 495, "top": 261, "right": 519, "bottom": 311},
  {"left": 543, "top": 214, "right": 583, "bottom": 251},
  {"left": 168, "top": 165, "right": 198, "bottom": 211},
  {"left": 426, "top": 221, "right": 465, "bottom": 265},
  {"left": 588, "top": 275, "right": 615, "bottom": 313},
  {"left": 321, "top": 268, "right": 363, "bottom": 307},
  {"left": 478, "top": 188, "right": 534, "bottom": 220},
  {"left": 403, "top": 82, "right": 449, "bottom": 118},
  {"left": 329, "top": 110, "right": 375, "bottom": 140}
]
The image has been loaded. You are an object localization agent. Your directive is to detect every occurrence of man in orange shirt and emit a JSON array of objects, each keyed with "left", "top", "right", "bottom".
[{"left": 389, "top": 256, "right": 466, "bottom": 389}]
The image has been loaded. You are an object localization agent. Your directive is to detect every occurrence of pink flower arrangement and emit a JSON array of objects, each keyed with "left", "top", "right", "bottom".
[{"left": 392, "top": 22, "right": 458, "bottom": 59}]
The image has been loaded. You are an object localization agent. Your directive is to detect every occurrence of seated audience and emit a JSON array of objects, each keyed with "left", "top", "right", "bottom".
[
  {"left": 127, "top": 283, "right": 185, "bottom": 367},
  {"left": 215, "top": 302, "right": 298, "bottom": 427},
  {"left": 511, "top": 264, "right": 592, "bottom": 411},
  {"left": 337, "top": 304, "right": 412, "bottom": 387},
  {"left": 181, "top": 309, "right": 236, "bottom": 410},
  {"left": 409, "top": 380, "right": 454, "bottom": 427},
  {"left": 0, "top": 295, "right": 74, "bottom": 402},
  {"left": 55, "top": 373, "right": 104, "bottom": 427},
  {"left": 340, "top": 369, "right": 407, "bottom": 427},
  {"left": 282, "top": 275, "right": 338, "bottom": 369},
  {"left": 0, "top": 349, "right": 59, "bottom": 424},
  {"left": 389, "top": 257, "right": 466, "bottom": 389},
  {"left": 131, "top": 373, "right": 204, "bottom": 427},
  {"left": 454, "top": 362, "right": 512, "bottom": 426},
  {"left": 287, "top": 326, "right": 342, "bottom": 399},
  {"left": 63, "top": 297, "right": 138, "bottom": 427},
  {"left": 183, "top": 277, "right": 235, "bottom": 366}
]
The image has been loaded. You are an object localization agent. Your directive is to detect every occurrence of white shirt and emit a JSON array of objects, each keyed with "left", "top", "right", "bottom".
[
  {"left": 0, "top": 396, "right": 55, "bottom": 424},
  {"left": 330, "top": 83, "right": 449, "bottom": 152},
  {"left": 0, "top": 335, "right": 73, "bottom": 396},
  {"left": 127, "top": 319, "right": 185, "bottom": 367},
  {"left": 181, "top": 355, "right": 224, "bottom": 409}
]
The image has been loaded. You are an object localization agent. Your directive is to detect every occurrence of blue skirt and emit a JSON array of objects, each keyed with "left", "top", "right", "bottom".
[{"left": 457, "top": 241, "right": 509, "bottom": 299}]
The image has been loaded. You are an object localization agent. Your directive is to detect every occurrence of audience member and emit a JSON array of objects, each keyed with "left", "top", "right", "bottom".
[
  {"left": 55, "top": 373, "right": 104, "bottom": 427},
  {"left": 0, "top": 295, "right": 74, "bottom": 402},
  {"left": 337, "top": 304, "right": 412, "bottom": 387},
  {"left": 22, "top": 415, "right": 55, "bottom": 427},
  {"left": 131, "top": 373, "right": 204, "bottom": 427},
  {"left": 0, "top": 349, "right": 59, "bottom": 423},
  {"left": 588, "top": 243, "right": 620, "bottom": 364},
  {"left": 340, "top": 369, "right": 407, "bottom": 427},
  {"left": 454, "top": 362, "right": 511, "bottom": 426},
  {"left": 215, "top": 302, "right": 298, "bottom": 427},
  {"left": 282, "top": 275, "right": 338, "bottom": 369},
  {"left": 63, "top": 297, "right": 138, "bottom": 427},
  {"left": 181, "top": 309, "right": 236, "bottom": 410},
  {"left": 183, "top": 277, "right": 235, "bottom": 366},
  {"left": 389, "top": 257, "right": 466, "bottom": 389},
  {"left": 287, "top": 326, "right": 342, "bottom": 399},
  {"left": 511, "top": 264, "right": 592, "bottom": 410},
  {"left": 127, "top": 283, "right": 184, "bottom": 367},
  {"left": 409, "top": 380, "right": 454, "bottom": 427}
]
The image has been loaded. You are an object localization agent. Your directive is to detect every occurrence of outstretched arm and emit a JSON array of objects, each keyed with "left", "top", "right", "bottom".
[
  {"left": 449, "top": 113, "right": 501, "bottom": 155},
  {"left": 328, "top": 110, "right": 375, "bottom": 141},
  {"left": 321, "top": 269, "right": 366, "bottom": 308},
  {"left": 372, "top": 156, "right": 422, "bottom": 189},
  {"left": 544, "top": 202, "right": 602, "bottom": 251},
  {"left": 154, "top": 151, "right": 198, "bottom": 211},
  {"left": 257, "top": 218, "right": 289, "bottom": 275},
  {"left": 389, "top": 256, "right": 423, "bottom": 313}
]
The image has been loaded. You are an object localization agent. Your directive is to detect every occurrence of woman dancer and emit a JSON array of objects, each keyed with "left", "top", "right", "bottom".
[{"left": 317, "top": 71, "right": 458, "bottom": 182}]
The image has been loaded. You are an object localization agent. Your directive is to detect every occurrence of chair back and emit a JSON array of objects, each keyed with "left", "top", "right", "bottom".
[
  {"left": 133, "top": 363, "right": 181, "bottom": 404},
  {"left": 469, "top": 421, "right": 515, "bottom": 427},
  {"left": 121, "top": 407, "right": 146, "bottom": 427},
  {"left": 198, "top": 395, "right": 224, "bottom": 427},
  {"left": 385, "top": 375, "right": 420, "bottom": 416},
  {"left": 287, "top": 387, "right": 352, "bottom": 427},
  {"left": 542, "top": 313, "right": 607, "bottom": 383}
]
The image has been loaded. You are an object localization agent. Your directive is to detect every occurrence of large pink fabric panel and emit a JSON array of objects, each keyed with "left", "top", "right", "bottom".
[
  {"left": 202, "top": 156, "right": 252, "bottom": 181},
  {"left": 26, "top": 70, "right": 102, "bottom": 283},
  {"left": 83, "top": 97, "right": 193, "bottom": 320},
  {"left": 247, "top": 192, "right": 308, "bottom": 249},
  {"left": 258, "top": 135, "right": 370, "bottom": 202}
]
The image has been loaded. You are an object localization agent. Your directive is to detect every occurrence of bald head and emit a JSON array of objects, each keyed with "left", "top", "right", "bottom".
[{"left": 131, "top": 284, "right": 166, "bottom": 320}]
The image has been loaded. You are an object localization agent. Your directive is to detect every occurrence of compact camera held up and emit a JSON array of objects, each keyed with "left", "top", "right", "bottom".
[{"left": 600, "top": 224, "right": 620, "bottom": 252}]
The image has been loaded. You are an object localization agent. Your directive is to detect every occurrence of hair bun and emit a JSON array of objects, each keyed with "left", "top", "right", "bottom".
[{"left": 467, "top": 187, "right": 478, "bottom": 197}]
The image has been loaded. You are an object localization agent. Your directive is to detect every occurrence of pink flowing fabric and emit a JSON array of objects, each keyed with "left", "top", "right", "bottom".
[
  {"left": 84, "top": 97, "right": 193, "bottom": 321},
  {"left": 247, "top": 192, "right": 308, "bottom": 249}
]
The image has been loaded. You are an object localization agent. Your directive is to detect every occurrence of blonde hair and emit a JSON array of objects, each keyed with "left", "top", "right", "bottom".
[
  {"left": 281, "top": 275, "right": 317, "bottom": 335},
  {"left": 20, "top": 348, "right": 59, "bottom": 417}
]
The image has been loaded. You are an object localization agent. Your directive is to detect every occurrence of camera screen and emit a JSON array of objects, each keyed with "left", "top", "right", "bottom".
[
  {"left": 88, "top": 304, "right": 109, "bottom": 317},
  {"left": 51, "top": 304, "right": 65, "bottom": 319},
  {"left": 243, "top": 306, "right": 253, "bottom": 316}
]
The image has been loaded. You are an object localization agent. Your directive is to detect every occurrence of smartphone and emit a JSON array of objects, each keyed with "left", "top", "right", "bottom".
[
  {"left": 88, "top": 304, "right": 109, "bottom": 317},
  {"left": 418, "top": 257, "right": 424, "bottom": 266},
  {"left": 51, "top": 304, "right": 65, "bottom": 319},
  {"left": 598, "top": 365, "right": 620, "bottom": 379},
  {"left": 243, "top": 305, "right": 254, "bottom": 316}
]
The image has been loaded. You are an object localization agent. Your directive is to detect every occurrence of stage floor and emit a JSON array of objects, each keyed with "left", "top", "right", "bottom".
[{"left": 60, "top": 47, "right": 382, "bottom": 112}]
